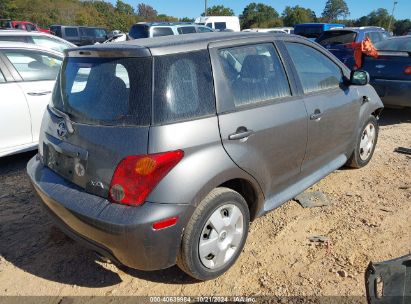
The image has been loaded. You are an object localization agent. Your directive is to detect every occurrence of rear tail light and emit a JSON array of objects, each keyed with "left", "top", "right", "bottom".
[
  {"left": 109, "top": 150, "right": 184, "bottom": 206},
  {"left": 404, "top": 66, "right": 411, "bottom": 75}
]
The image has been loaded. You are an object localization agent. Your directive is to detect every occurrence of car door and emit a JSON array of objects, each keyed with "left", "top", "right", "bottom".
[
  {"left": 1, "top": 49, "right": 62, "bottom": 144},
  {"left": 210, "top": 41, "right": 308, "bottom": 207},
  {"left": 283, "top": 41, "right": 361, "bottom": 173},
  {"left": 0, "top": 54, "right": 32, "bottom": 154}
]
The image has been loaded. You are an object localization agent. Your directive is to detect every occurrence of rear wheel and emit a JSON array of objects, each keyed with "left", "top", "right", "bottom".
[
  {"left": 177, "top": 187, "right": 250, "bottom": 281},
  {"left": 347, "top": 116, "right": 379, "bottom": 168}
]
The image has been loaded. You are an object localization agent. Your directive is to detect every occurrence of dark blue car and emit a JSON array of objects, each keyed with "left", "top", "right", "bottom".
[
  {"left": 294, "top": 23, "right": 345, "bottom": 40},
  {"left": 362, "top": 36, "right": 411, "bottom": 108},
  {"left": 317, "top": 27, "right": 390, "bottom": 69}
]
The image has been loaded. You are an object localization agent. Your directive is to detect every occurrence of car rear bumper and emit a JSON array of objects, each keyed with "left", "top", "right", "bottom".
[
  {"left": 27, "top": 155, "right": 194, "bottom": 271},
  {"left": 371, "top": 79, "right": 411, "bottom": 108}
]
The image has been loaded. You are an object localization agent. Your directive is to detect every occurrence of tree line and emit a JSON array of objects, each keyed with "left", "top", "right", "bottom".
[{"left": 0, "top": 0, "right": 410, "bottom": 35}]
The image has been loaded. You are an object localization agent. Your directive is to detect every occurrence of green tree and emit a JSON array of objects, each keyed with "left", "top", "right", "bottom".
[
  {"left": 201, "top": 5, "right": 234, "bottom": 16},
  {"left": 116, "top": 0, "right": 134, "bottom": 15},
  {"left": 240, "top": 3, "right": 281, "bottom": 29},
  {"left": 179, "top": 17, "right": 194, "bottom": 22},
  {"left": 137, "top": 3, "right": 157, "bottom": 21},
  {"left": 156, "top": 14, "right": 178, "bottom": 22},
  {"left": 282, "top": 5, "right": 316, "bottom": 26},
  {"left": 322, "top": 0, "right": 350, "bottom": 22},
  {"left": 355, "top": 8, "right": 391, "bottom": 29},
  {"left": 394, "top": 19, "right": 411, "bottom": 35}
]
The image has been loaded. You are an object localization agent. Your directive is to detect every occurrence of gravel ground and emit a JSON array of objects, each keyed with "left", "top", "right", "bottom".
[{"left": 0, "top": 108, "right": 410, "bottom": 297}]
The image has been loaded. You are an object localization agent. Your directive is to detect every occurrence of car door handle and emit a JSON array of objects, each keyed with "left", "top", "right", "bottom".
[
  {"left": 310, "top": 109, "right": 323, "bottom": 121},
  {"left": 27, "top": 91, "right": 52, "bottom": 96},
  {"left": 228, "top": 127, "right": 254, "bottom": 140}
]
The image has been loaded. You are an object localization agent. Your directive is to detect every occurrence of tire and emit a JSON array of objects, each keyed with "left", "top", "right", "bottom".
[
  {"left": 177, "top": 187, "right": 250, "bottom": 281},
  {"left": 346, "top": 115, "right": 379, "bottom": 169}
]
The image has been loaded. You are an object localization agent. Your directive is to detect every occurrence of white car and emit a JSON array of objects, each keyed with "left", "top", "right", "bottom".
[
  {"left": 0, "top": 30, "right": 75, "bottom": 52},
  {"left": 0, "top": 42, "right": 63, "bottom": 157},
  {"left": 195, "top": 16, "right": 241, "bottom": 32}
]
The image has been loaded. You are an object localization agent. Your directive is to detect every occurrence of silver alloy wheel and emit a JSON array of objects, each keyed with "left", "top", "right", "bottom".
[
  {"left": 199, "top": 204, "right": 244, "bottom": 269},
  {"left": 359, "top": 123, "right": 376, "bottom": 161}
]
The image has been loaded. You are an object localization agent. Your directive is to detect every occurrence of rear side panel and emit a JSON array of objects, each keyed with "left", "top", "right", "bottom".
[{"left": 39, "top": 109, "right": 149, "bottom": 198}]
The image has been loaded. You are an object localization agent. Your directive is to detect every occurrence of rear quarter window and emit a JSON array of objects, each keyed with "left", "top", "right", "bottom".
[
  {"left": 153, "top": 50, "right": 215, "bottom": 125},
  {"left": 129, "top": 25, "right": 149, "bottom": 39}
]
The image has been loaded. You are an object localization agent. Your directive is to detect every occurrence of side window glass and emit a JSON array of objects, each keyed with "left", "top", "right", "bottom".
[
  {"left": 0, "top": 70, "right": 5, "bottom": 83},
  {"left": 4, "top": 51, "right": 62, "bottom": 81},
  {"left": 214, "top": 22, "right": 227, "bottom": 30},
  {"left": 205, "top": 23, "right": 212, "bottom": 28},
  {"left": 198, "top": 26, "right": 213, "bottom": 33},
  {"left": 218, "top": 43, "right": 291, "bottom": 108},
  {"left": 65, "top": 27, "right": 78, "bottom": 37},
  {"left": 177, "top": 27, "right": 196, "bottom": 34},
  {"left": 153, "top": 50, "right": 215, "bottom": 124},
  {"left": 152, "top": 27, "right": 174, "bottom": 37},
  {"left": 285, "top": 42, "right": 343, "bottom": 94},
  {"left": 32, "top": 36, "right": 72, "bottom": 52}
]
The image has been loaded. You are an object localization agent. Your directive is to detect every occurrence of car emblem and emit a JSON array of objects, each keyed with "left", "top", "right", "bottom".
[
  {"left": 74, "top": 162, "right": 85, "bottom": 177},
  {"left": 375, "top": 65, "right": 385, "bottom": 69},
  {"left": 57, "top": 121, "right": 68, "bottom": 138}
]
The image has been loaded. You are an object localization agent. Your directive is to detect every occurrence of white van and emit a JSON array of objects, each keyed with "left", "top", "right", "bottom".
[{"left": 195, "top": 16, "right": 240, "bottom": 32}]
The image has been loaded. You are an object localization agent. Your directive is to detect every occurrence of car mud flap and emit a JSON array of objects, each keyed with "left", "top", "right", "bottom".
[{"left": 365, "top": 254, "right": 411, "bottom": 304}]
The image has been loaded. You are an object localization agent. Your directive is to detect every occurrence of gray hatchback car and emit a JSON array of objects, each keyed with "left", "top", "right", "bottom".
[{"left": 27, "top": 32, "right": 383, "bottom": 280}]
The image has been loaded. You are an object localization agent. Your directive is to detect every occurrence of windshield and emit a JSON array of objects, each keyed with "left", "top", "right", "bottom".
[
  {"left": 294, "top": 25, "right": 323, "bottom": 38},
  {"left": 375, "top": 37, "right": 411, "bottom": 52},
  {"left": 317, "top": 31, "right": 357, "bottom": 45},
  {"left": 52, "top": 57, "right": 152, "bottom": 126}
]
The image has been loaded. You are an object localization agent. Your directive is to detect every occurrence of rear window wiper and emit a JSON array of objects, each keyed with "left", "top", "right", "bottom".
[{"left": 47, "top": 105, "right": 75, "bottom": 134}]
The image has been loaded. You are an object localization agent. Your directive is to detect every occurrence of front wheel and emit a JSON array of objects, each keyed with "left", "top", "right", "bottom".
[
  {"left": 346, "top": 115, "right": 379, "bottom": 168},
  {"left": 177, "top": 188, "right": 250, "bottom": 281}
]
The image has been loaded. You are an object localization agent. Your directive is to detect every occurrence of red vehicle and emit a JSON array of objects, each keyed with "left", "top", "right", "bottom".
[{"left": 6, "top": 20, "right": 50, "bottom": 33}]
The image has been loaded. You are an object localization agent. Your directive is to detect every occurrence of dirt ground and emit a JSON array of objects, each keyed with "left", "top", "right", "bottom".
[{"left": 0, "top": 108, "right": 410, "bottom": 298}]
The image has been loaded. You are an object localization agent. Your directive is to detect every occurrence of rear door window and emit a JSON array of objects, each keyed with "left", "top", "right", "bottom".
[
  {"left": 153, "top": 50, "right": 215, "bottom": 125},
  {"left": 152, "top": 27, "right": 174, "bottom": 37},
  {"left": 4, "top": 50, "right": 62, "bottom": 81},
  {"left": 198, "top": 26, "right": 213, "bottom": 33},
  {"left": 218, "top": 43, "right": 291, "bottom": 108},
  {"left": 64, "top": 27, "right": 78, "bottom": 37},
  {"left": 54, "top": 57, "right": 151, "bottom": 126},
  {"left": 285, "top": 42, "right": 343, "bottom": 93}
]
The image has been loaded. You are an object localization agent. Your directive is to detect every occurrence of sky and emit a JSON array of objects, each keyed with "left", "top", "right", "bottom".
[{"left": 107, "top": 0, "right": 411, "bottom": 20}]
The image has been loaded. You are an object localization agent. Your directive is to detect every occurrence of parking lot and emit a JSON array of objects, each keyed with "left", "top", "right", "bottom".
[{"left": 0, "top": 108, "right": 409, "bottom": 297}]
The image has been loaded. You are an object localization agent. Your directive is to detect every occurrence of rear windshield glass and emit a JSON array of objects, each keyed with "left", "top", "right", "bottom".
[
  {"left": 52, "top": 57, "right": 152, "bottom": 126},
  {"left": 153, "top": 50, "right": 215, "bottom": 125},
  {"left": 317, "top": 31, "right": 357, "bottom": 45},
  {"left": 129, "top": 25, "right": 149, "bottom": 39},
  {"left": 294, "top": 25, "right": 323, "bottom": 38}
]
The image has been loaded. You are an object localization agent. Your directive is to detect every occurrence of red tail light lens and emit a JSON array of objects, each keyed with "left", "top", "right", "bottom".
[
  {"left": 109, "top": 150, "right": 184, "bottom": 206},
  {"left": 404, "top": 66, "right": 411, "bottom": 75}
]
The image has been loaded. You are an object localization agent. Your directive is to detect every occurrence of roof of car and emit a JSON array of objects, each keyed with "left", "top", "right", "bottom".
[
  {"left": 0, "top": 41, "right": 64, "bottom": 56},
  {"left": 0, "top": 30, "right": 76, "bottom": 46},
  {"left": 70, "top": 32, "right": 290, "bottom": 57},
  {"left": 326, "top": 27, "right": 386, "bottom": 32}
]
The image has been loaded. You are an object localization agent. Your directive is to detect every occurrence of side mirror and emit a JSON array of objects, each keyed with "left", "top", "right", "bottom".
[{"left": 350, "top": 70, "right": 370, "bottom": 86}]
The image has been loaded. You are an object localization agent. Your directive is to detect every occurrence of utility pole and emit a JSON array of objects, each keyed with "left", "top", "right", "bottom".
[
  {"left": 388, "top": 0, "right": 398, "bottom": 33},
  {"left": 204, "top": 0, "right": 208, "bottom": 17}
]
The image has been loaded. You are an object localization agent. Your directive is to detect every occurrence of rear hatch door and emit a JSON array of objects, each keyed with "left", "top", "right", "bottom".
[{"left": 41, "top": 48, "right": 152, "bottom": 198}]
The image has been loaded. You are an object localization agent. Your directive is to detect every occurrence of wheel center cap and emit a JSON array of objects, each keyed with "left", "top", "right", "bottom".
[{"left": 219, "top": 231, "right": 227, "bottom": 241}]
